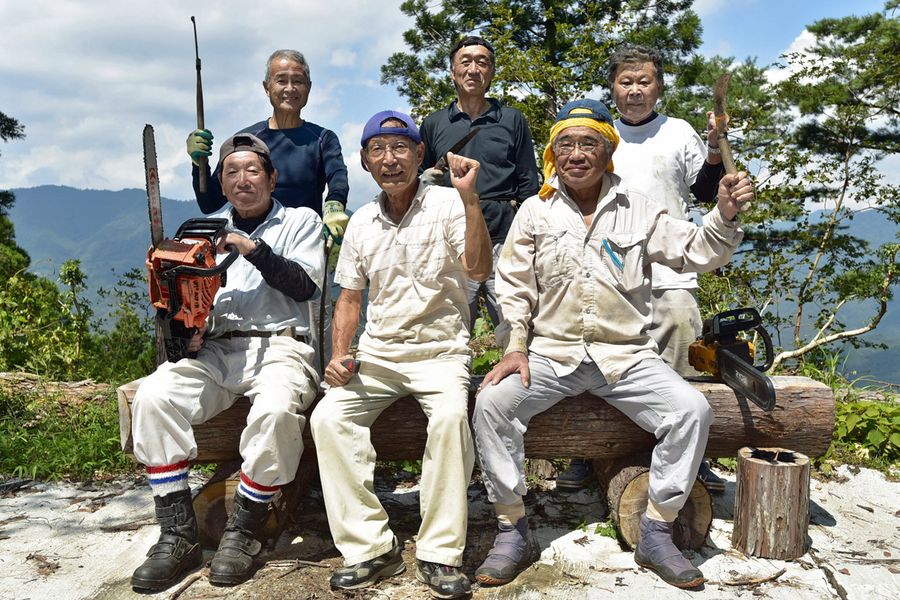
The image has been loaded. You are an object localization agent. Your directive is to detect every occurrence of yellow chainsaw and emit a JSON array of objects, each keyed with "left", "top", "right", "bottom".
[{"left": 688, "top": 307, "right": 776, "bottom": 412}]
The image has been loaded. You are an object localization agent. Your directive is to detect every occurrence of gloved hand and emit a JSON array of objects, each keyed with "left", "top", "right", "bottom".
[
  {"left": 322, "top": 200, "right": 350, "bottom": 244},
  {"left": 421, "top": 166, "right": 447, "bottom": 186},
  {"left": 186, "top": 129, "right": 213, "bottom": 166}
]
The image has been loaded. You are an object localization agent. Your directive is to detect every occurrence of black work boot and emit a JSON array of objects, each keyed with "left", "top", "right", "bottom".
[
  {"left": 634, "top": 513, "right": 705, "bottom": 588},
  {"left": 208, "top": 492, "right": 271, "bottom": 586},
  {"left": 131, "top": 489, "right": 202, "bottom": 591}
]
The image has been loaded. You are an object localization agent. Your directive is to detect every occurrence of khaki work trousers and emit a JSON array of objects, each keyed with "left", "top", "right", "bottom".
[{"left": 311, "top": 355, "right": 474, "bottom": 566}]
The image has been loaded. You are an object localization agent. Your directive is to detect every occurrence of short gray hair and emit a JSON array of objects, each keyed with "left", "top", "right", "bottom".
[
  {"left": 606, "top": 44, "right": 664, "bottom": 89},
  {"left": 265, "top": 49, "right": 311, "bottom": 84}
]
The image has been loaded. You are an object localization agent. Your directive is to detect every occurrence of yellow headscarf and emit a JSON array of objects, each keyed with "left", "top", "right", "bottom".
[{"left": 539, "top": 109, "right": 620, "bottom": 200}]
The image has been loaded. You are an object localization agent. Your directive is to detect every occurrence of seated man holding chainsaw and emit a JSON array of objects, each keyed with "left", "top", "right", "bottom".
[
  {"left": 471, "top": 99, "right": 754, "bottom": 590},
  {"left": 130, "top": 133, "right": 325, "bottom": 592},
  {"left": 309, "top": 110, "right": 492, "bottom": 599}
]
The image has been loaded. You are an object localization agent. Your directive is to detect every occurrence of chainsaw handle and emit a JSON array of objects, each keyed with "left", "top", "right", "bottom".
[
  {"left": 163, "top": 247, "right": 239, "bottom": 278},
  {"left": 754, "top": 324, "right": 774, "bottom": 372}
]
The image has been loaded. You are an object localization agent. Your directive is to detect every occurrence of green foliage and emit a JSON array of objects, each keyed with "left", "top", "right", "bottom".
[
  {"left": 88, "top": 269, "right": 155, "bottom": 383},
  {"left": 0, "top": 387, "right": 136, "bottom": 480},
  {"left": 593, "top": 518, "right": 618, "bottom": 539},
  {"left": 383, "top": 0, "right": 702, "bottom": 152},
  {"left": 697, "top": 2, "right": 900, "bottom": 371},
  {"left": 833, "top": 399, "right": 900, "bottom": 465},
  {"left": 0, "top": 261, "right": 154, "bottom": 384},
  {"left": 472, "top": 347, "right": 502, "bottom": 375}
]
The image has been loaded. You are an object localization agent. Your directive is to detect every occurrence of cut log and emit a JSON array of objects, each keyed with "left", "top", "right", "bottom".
[
  {"left": 118, "top": 376, "right": 836, "bottom": 463},
  {"left": 732, "top": 446, "right": 810, "bottom": 559},
  {"left": 597, "top": 456, "right": 712, "bottom": 550},
  {"left": 192, "top": 454, "right": 319, "bottom": 548}
]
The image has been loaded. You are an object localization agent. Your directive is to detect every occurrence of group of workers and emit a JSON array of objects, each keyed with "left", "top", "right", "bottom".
[{"left": 129, "top": 37, "right": 754, "bottom": 599}]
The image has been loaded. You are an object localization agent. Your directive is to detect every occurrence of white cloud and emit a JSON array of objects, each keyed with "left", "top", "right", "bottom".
[
  {"left": 330, "top": 49, "right": 358, "bottom": 68},
  {"left": 0, "top": 0, "right": 413, "bottom": 200},
  {"left": 764, "top": 30, "right": 817, "bottom": 84}
]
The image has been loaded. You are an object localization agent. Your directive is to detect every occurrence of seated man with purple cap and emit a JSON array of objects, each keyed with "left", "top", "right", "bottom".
[
  {"left": 472, "top": 99, "right": 754, "bottom": 589},
  {"left": 310, "top": 110, "right": 492, "bottom": 599},
  {"left": 130, "top": 133, "right": 325, "bottom": 591}
]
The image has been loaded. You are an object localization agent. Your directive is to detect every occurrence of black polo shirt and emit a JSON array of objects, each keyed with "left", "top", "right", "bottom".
[{"left": 420, "top": 99, "right": 540, "bottom": 244}]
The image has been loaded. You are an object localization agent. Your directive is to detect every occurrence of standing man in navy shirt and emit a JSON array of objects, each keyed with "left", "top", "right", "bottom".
[
  {"left": 186, "top": 49, "right": 351, "bottom": 244},
  {"left": 420, "top": 36, "right": 539, "bottom": 329}
]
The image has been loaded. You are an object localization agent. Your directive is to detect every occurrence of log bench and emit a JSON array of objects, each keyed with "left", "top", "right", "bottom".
[{"left": 117, "top": 375, "right": 835, "bottom": 548}]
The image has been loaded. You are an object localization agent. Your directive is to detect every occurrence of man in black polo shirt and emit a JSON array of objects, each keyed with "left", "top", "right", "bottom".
[{"left": 420, "top": 36, "right": 540, "bottom": 329}]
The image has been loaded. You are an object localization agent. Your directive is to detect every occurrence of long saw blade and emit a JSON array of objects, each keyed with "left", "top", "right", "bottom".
[
  {"left": 143, "top": 125, "right": 164, "bottom": 248},
  {"left": 433, "top": 127, "right": 481, "bottom": 172},
  {"left": 143, "top": 124, "right": 167, "bottom": 366}
]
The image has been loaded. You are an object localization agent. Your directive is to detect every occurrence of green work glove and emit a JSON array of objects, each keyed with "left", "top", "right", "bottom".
[
  {"left": 322, "top": 200, "right": 349, "bottom": 244},
  {"left": 186, "top": 129, "right": 213, "bottom": 166}
]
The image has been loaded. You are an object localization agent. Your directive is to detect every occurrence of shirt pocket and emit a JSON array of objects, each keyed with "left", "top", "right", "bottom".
[
  {"left": 533, "top": 227, "right": 573, "bottom": 288},
  {"left": 602, "top": 231, "right": 646, "bottom": 293},
  {"left": 396, "top": 237, "right": 449, "bottom": 281}
]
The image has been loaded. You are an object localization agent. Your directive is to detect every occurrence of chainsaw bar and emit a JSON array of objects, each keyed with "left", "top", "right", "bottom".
[
  {"left": 143, "top": 124, "right": 167, "bottom": 365},
  {"left": 718, "top": 347, "right": 776, "bottom": 412}
]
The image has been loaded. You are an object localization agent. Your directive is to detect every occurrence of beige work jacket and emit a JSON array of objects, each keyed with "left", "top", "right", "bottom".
[{"left": 495, "top": 173, "right": 743, "bottom": 382}]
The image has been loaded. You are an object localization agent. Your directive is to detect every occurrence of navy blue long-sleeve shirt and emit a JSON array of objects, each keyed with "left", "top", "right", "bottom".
[
  {"left": 193, "top": 119, "right": 349, "bottom": 216},
  {"left": 420, "top": 99, "right": 540, "bottom": 244}
]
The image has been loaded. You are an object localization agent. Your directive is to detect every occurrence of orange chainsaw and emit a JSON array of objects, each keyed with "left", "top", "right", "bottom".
[{"left": 146, "top": 218, "right": 238, "bottom": 362}]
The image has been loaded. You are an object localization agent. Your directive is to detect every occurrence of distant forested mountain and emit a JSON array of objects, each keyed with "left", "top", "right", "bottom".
[{"left": 8, "top": 185, "right": 202, "bottom": 308}]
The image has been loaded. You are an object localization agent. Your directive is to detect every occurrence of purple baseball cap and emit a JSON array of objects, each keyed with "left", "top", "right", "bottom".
[{"left": 360, "top": 110, "right": 421, "bottom": 147}]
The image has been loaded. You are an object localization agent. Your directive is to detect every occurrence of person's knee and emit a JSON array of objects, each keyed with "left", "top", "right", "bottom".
[
  {"left": 684, "top": 390, "right": 714, "bottom": 431},
  {"left": 473, "top": 385, "right": 512, "bottom": 432},
  {"left": 251, "top": 388, "right": 302, "bottom": 426},
  {"left": 428, "top": 397, "right": 471, "bottom": 435},
  {"left": 132, "top": 384, "right": 173, "bottom": 420},
  {"left": 309, "top": 398, "right": 337, "bottom": 438}
]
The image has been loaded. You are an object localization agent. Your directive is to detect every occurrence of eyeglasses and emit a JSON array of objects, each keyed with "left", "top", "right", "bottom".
[
  {"left": 554, "top": 138, "right": 604, "bottom": 156},
  {"left": 365, "top": 141, "right": 413, "bottom": 160}
]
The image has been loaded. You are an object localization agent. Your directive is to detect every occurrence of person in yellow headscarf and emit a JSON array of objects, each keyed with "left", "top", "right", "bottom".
[{"left": 471, "top": 98, "right": 755, "bottom": 590}]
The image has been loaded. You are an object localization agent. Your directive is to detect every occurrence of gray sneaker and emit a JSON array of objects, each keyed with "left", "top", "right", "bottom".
[
  {"left": 697, "top": 460, "right": 725, "bottom": 494},
  {"left": 416, "top": 560, "right": 471, "bottom": 599},
  {"left": 556, "top": 458, "right": 594, "bottom": 492},
  {"left": 330, "top": 538, "right": 406, "bottom": 590}
]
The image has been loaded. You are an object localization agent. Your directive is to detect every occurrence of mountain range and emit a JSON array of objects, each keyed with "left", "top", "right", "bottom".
[{"left": 7, "top": 185, "right": 900, "bottom": 385}]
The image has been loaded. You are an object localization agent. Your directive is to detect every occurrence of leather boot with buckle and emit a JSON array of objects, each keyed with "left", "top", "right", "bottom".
[
  {"left": 131, "top": 489, "right": 202, "bottom": 591},
  {"left": 208, "top": 492, "right": 271, "bottom": 586}
]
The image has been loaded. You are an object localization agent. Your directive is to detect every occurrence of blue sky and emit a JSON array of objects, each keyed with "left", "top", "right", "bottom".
[{"left": 0, "top": 0, "right": 891, "bottom": 210}]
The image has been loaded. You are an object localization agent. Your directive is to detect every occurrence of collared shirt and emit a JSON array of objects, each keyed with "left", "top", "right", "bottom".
[
  {"left": 495, "top": 173, "right": 743, "bottom": 383},
  {"left": 420, "top": 98, "right": 540, "bottom": 243},
  {"left": 206, "top": 199, "right": 325, "bottom": 336},
  {"left": 335, "top": 181, "right": 471, "bottom": 362}
]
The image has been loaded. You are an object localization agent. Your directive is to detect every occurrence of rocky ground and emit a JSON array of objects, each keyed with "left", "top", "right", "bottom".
[{"left": 0, "top": 464, "right": 898, "bottom": 600}]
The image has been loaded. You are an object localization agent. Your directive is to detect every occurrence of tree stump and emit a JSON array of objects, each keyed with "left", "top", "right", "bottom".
[
  {"left": 598, "top": 458, "right": 712, "bottom": 551},
  {"left": 732, "top": 446, "right": 810, "bottom": 559}
]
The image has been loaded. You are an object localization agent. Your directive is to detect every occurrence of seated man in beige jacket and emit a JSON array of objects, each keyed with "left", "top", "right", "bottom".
[{"left": 472, "top": 99, "right": 754, "bottom": 590}]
